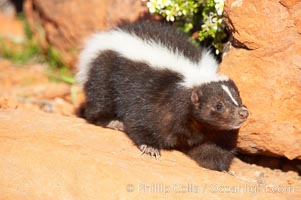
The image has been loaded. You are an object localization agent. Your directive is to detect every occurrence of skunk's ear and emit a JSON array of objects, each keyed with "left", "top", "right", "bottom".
[{"left": 191, "top": 89, "right": 201, "bottom": 104}]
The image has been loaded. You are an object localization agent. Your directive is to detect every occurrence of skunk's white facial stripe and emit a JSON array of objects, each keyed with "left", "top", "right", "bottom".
[
  {"left": 77, "top": 30, "right": 228, "bottom": 87},
  {"left": 242, "top": 106, "right": 248, "bottom": 110},
  {"left": 221, "top": 84, "right": 239, "bottom": 106}
]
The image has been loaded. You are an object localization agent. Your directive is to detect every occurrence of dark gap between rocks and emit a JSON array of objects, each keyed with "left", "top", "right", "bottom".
[{"left": 238, "top": 154, "right": 301, "bottom": 175}]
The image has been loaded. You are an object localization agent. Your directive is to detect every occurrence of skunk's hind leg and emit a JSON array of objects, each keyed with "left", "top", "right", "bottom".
[
  {"left": 78, "top": 100, "right": 124, "bottom": 131},
  {"left": 77, "top": 101, "right": 115, "bottom": 126},
  {"left": 79, "top": 53, "right": 117, "bottom": 126}
]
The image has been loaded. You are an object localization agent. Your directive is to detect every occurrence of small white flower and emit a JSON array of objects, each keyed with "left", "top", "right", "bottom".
[
  {"left": 162, "top": 0, "right": 171, "bottom": 7},
  {"left": 165, "top": 10, "right": 175, "bottom": 21},
  {"left": 147, "top": 0, "right": 158, "bottom": 13},
  {"left": 166, "top": 15, "right": 175, "bottom": 21},
  {"left": 156, "top": 0, "right": 164, "bottom": 9},
  {"left": 214, "top": 0, "right": 225, "bottom": 4},
  {"left": 214, "top": 0, "right": 225, "bottom": 16},
  {"left": 148, "top": 6, "right": 156, "bottom": 13},
  {"left": 182, "top": 9, "right": 187, "bottom": 16}
]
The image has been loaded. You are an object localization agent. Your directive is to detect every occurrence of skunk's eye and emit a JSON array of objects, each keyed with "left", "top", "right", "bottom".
[{"left": 215, "top": 103, "right": 223, "bottom": 111}]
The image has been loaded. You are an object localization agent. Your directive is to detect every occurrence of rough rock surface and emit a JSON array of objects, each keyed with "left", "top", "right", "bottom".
[
  {"left": 23, "top": 0, "right": 151, "bottom": 68},
  {"left": 220, "top": 0, "right": 301, "bottom": 159},
  {"left": 0, "top": 109, "right": 300, "bottom": 200},
  {"left": 0, "top": 59, "right": 83, "bottom": 116}
]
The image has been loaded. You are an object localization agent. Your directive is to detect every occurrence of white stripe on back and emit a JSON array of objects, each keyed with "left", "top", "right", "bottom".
[{"left": 76, "top": 29, "right": 228, "bottom": 87}]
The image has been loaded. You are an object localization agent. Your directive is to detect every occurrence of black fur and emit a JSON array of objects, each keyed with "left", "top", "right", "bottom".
[{"left": 78, "top": 21, "right": 248, "bottom": 171}]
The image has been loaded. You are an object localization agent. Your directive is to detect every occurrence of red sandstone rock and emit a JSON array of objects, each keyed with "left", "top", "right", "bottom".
[
  {"left": 220, "top": 0, "right": 301, "bottom": 159},
  {"left": 0, "top": 60, "right": 82, "bottom": 116},
  {"left": 0, "top": 109, "right": 299, "bottom": 199},
  {"left": 280, "top": 0, "right": 300, "bottom": 8},
  {"left": 23, "top": 0, "right": 151, "bottom": 68}
]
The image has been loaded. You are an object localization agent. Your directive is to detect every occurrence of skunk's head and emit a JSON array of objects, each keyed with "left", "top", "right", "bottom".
[{"left": 190, "top": 80, "right": 248, "bottom": 130}]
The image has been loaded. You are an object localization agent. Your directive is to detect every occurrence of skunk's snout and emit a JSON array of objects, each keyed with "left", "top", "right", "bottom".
[{"left": 238, "top": 107, "right": 249, "bottom": 120}]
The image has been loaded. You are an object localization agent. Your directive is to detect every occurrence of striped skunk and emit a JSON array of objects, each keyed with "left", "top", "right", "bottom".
[{"left": 77, "top": 21, "right": 249, "bottom": 171}]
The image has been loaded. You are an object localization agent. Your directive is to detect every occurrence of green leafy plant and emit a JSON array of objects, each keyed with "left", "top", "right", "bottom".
[
  {"left": 0, "top": 13, "right": 42, "bottom": 63},
  {"left": 146, "top": 0, "right": 227, "bottom": 54},
  {"left": 0, "top": 38, "right": 42, "bottom": 63}
]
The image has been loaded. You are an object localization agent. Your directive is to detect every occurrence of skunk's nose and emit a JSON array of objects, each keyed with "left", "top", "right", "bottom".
[{"left": 238, "top": 108, "right": 249, "bottom": 120}]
